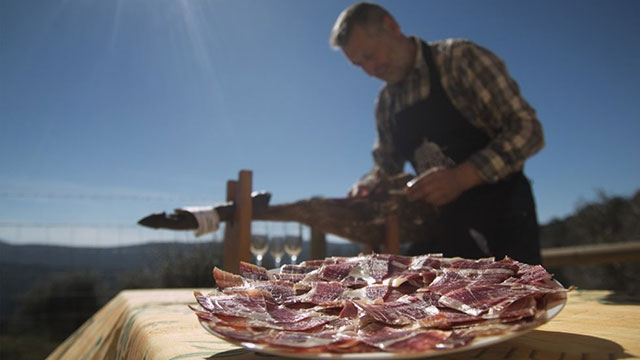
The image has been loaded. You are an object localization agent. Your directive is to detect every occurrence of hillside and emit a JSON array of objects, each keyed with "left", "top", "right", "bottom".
[
  {"left": 0, "top": 241, "right": 199, "bottom": 271},
  {"left": 0, "top": 238, "right": 363, "bottom": 326}
]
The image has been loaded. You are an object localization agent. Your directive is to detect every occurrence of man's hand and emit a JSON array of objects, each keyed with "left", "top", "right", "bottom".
[{"left": 406, "top": 162, "right": 484, "bottom": 206}]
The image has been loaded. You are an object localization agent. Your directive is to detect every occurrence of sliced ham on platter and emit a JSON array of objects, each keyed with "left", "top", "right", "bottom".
[{"left": 191, "top": 253, "right": 570, "bottom": 357}]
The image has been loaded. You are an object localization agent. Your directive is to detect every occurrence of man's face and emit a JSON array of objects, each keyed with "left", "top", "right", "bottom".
[{"left": 341, "top": 22, "right": 410, "bottom": 84}]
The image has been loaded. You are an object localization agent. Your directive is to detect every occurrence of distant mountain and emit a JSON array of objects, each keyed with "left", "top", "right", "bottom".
[
  {"left": 0, "top": 240, "right": 205, "bottom": 271},
  {"left": 0, "top": 239, "right": 364, "bottom": 323},
  {"left": 0, "top": 238, "right": 364, "bottom": 270},
  {"left": 0, "top": 240, "right": 195, "bottom": 322}
]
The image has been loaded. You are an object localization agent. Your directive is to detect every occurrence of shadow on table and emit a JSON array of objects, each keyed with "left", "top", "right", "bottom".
[
  {"left": 205, "top": 330, "right": 632, "bottom": 360},
  {"left": 470, "top": 329, "right": 632, "bottom": 360},
  {"left": 207, "top": 348, "right": 275, "bottom": 359},
  {"left": 600, "top": 291, "right": 640, "bottom": 305}
]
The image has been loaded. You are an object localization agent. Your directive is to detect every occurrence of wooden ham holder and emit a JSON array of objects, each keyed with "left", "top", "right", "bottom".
[{"left": 221, "top": 170, "right": 402, "bottom": 273}]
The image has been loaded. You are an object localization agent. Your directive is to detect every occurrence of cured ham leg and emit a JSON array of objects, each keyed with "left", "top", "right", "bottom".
[{"left": 137, "top": 173, "right": 439, "bottom": 248}]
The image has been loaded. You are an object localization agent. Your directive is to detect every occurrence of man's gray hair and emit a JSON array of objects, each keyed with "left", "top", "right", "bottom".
[{"left": 329, "top": 2, "right": 393, "bottom": 49}]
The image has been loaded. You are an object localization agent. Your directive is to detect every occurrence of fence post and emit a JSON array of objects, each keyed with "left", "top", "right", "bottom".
[
  {"left": 385, "top": 214, "right": 400, "bottom": 254},
  {"left": 310, "top": 227, "right": 326, "bottom": 260},
  {"left": 221, "top": 170, "right": 253, "bottom": 273},
  {"left": 222, "top": 180, "right": 238, "bottom": 272},
  {"left": 236, "top": 170, "right": 253, "bottom": 265}
]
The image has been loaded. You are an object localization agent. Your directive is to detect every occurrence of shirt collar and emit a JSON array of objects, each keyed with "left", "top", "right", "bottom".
[
  {"left": 410, "top": 36, "right": 429, "bottom": 78},
  {"left": 387, "top": 36, "right": 428, "bottom": 91}
]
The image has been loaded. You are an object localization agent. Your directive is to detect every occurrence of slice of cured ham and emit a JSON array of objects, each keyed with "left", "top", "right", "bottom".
[{"left": 192, "top": 254, "right": 569, "bottom": 355}]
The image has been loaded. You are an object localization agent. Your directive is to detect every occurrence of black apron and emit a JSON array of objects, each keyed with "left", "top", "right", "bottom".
[{"left": 392, "top": 41, "right": 541, "bottom": 264}]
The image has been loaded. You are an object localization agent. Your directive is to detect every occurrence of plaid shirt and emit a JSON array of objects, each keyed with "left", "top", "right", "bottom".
[{"left": 360, "top": 37, "right": 544, "bottom": 187}]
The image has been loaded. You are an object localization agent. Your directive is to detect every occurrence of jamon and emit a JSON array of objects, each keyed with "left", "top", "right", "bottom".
[
  {"left": 353, "top": 295, "right": 439, "bottom": 326},
  {"left": 191, "top": 253, "right": 569, "bottom": 355},
  {"left": 137, "top": 173, "right": 440, "bottom": 248}
]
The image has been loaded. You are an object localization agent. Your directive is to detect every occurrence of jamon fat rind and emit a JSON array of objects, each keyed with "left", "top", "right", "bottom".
[{"left": 192, "top": 253, "right": 568, "bottom": 355}]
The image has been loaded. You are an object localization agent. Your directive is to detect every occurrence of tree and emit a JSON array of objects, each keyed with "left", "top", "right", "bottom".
[{"left": 13, "top": 272, "right": 100, "bottom": 342}]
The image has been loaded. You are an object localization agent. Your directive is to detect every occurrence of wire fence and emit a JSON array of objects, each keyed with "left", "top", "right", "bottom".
[
  {"left": 0, "top": 191, "right": 213, "bottom": 203},
  {"left": 0, "top": 221, "right": 220, "bottom": 247},
  {"left": 0, "top": 190, "right": 221, "bottom": 247}
]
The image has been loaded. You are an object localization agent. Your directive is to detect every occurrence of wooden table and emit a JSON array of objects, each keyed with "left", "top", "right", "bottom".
[{"left": 47, "top": 288, "right": 640, "bottom": 360}]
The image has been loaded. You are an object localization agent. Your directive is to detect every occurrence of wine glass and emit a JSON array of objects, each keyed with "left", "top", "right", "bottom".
[
  {"left": 250, "top": 222, "right": 270, "bottom": 266},
  {"left": 269, "top": 235, "right": 285, "bottom": 269},
  {"left": 284, "top": 222, "right": 303, "bottom": 264}
]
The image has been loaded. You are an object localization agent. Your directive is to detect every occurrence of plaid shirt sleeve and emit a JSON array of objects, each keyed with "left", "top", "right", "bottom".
[{"left": 439, "top": 40, "right": 545, "bottom": 182}]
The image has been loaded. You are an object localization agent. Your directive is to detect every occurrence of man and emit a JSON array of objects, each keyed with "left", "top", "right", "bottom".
[{"left": 330, "top": 2, "right": 544, "bottom": 264}]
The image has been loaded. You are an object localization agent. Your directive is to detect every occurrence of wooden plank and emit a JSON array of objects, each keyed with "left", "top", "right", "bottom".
[
  {"left": 384, "top": 215, "right": 400, "bottom": 254},
  {"left": 542, "top": 241, "right": 640, "bottom": 267},
  {"left": 235, "top": 170, "right": 253, "bottom": 265},
  {"left": 222, "top": 180, "right": 238, "bottom": 273},
  {"left": 310, "top": 227, "right": 327, "bottom": 260}
]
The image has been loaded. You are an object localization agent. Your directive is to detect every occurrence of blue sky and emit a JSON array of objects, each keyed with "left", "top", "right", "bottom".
[{"left": 1, "top": 0, "right": 639, "bottom": 247}]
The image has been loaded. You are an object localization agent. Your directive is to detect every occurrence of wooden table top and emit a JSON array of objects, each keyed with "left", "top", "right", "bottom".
[{"left": 47, "top": 288, "right": 640, "bottom": 360}]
